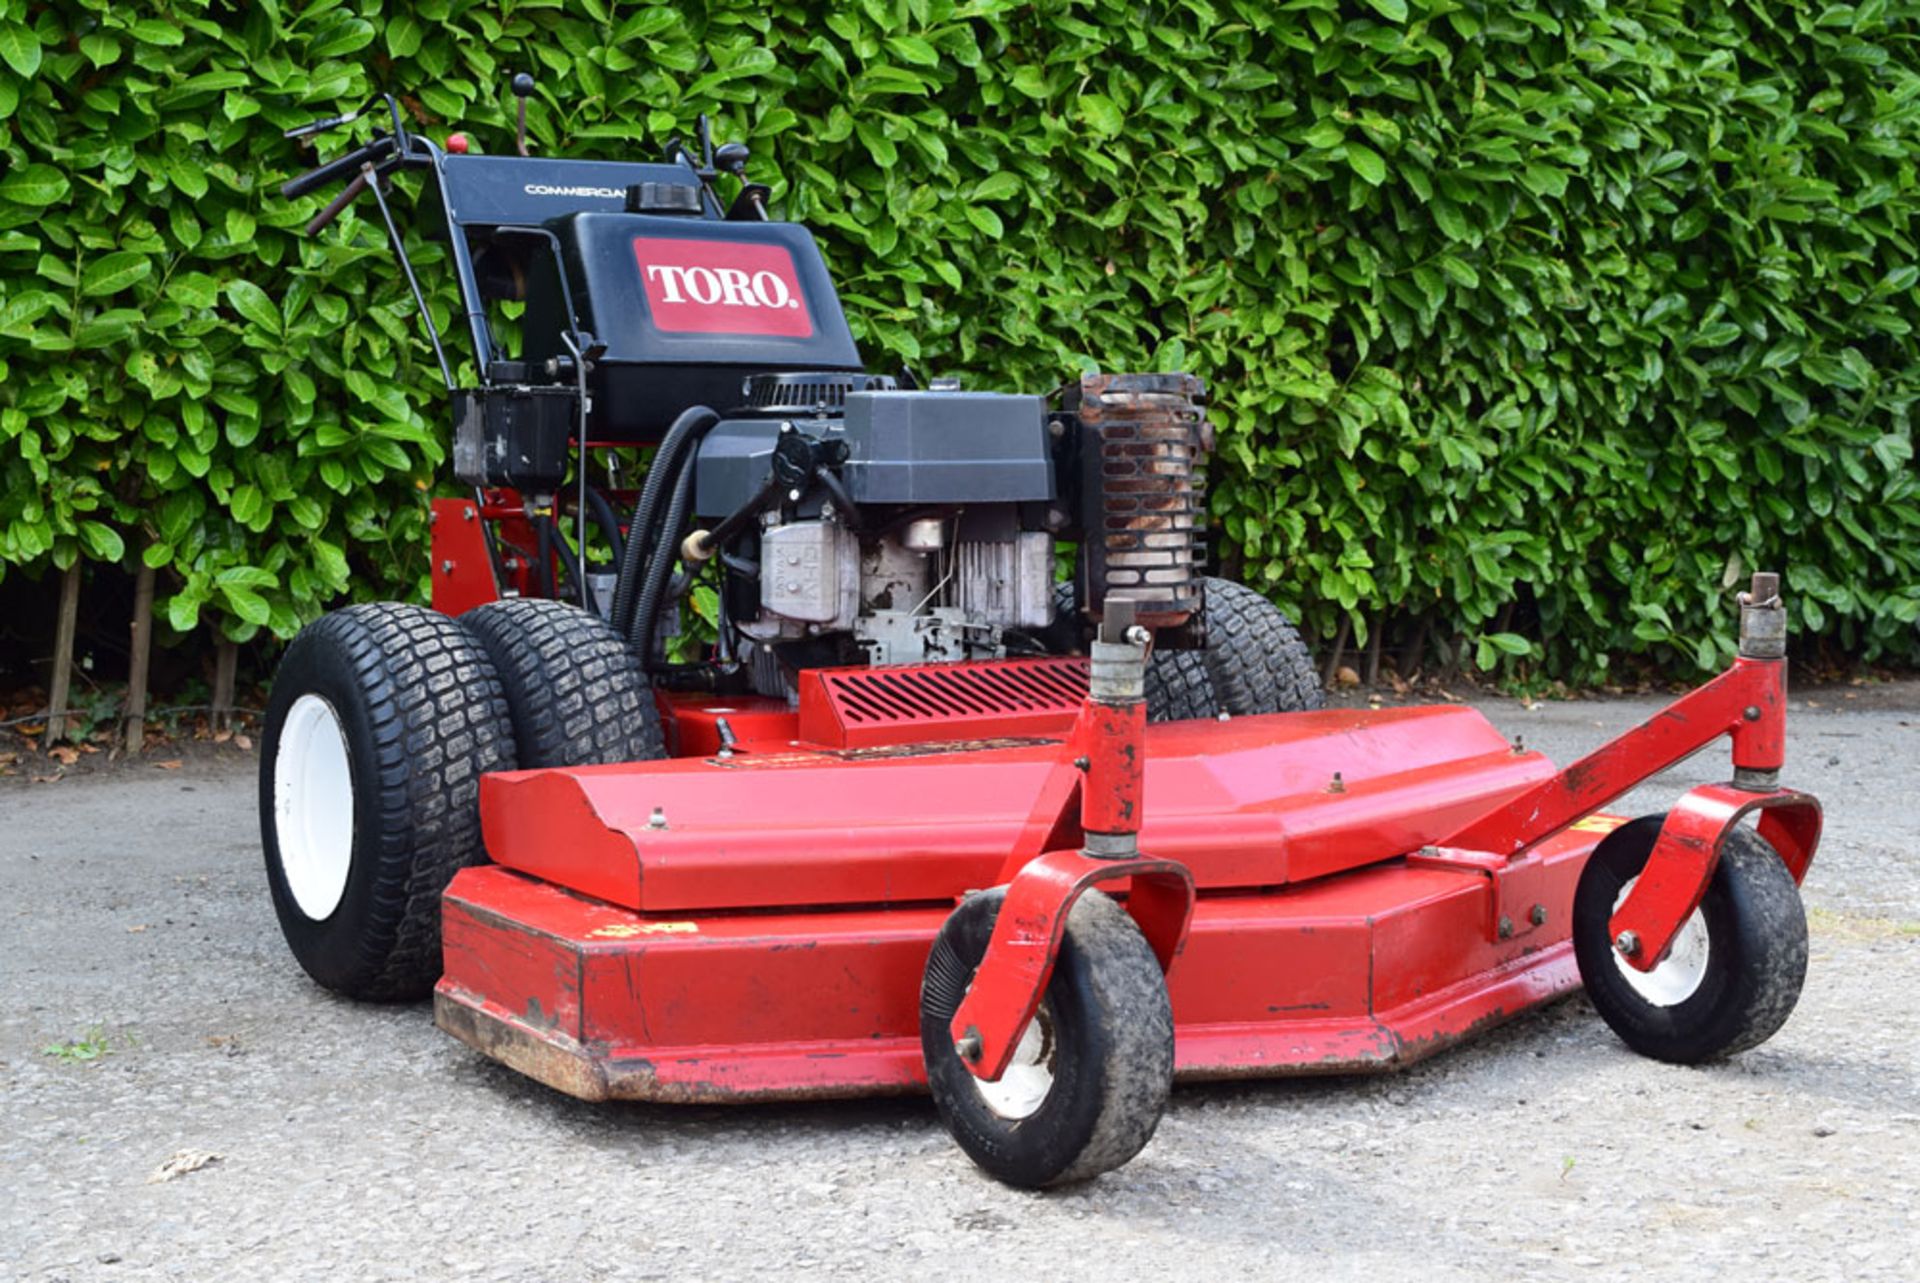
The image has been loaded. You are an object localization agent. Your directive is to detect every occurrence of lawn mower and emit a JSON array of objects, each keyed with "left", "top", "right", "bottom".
[{"left": 259, "top": 78, "right": 1821, "bottom": 1188}]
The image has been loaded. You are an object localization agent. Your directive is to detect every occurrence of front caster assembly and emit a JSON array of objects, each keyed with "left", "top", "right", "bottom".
[
  {"left": 920, "top": 887, "right": 1174, "bottom": 1189},
  {"left": 1573, "top": 815, "right": 1809, "bottom": 1063}
]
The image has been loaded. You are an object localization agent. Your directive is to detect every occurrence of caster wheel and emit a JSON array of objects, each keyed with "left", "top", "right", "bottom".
[
  {"left": 920, "top": 887, "right": 1174, "bottom": 1188},
  {"left": 1573, "top": 815, "right": 1808, "bottom": 1063}
]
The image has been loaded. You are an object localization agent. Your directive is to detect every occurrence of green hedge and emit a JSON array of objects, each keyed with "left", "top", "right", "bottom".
[{"left": 2, "top": 0, "right": 1917, "bottom": 680}]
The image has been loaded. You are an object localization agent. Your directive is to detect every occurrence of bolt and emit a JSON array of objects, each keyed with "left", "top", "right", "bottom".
[
  {"left": 780, "top": 421, "right": 795, "bottom": 434},
  {"left": 1073, "top": 755, "right": 1090, "bottom": 772},
  {"left": 440, "top": 559, "right": 454, "bottom": 574},
  {"left": 1530, "top": 903, "right": 1548, "bottom": 927},
  {"left": 1419, "top": 845, "right": 1439, "bottom": 857},
  {"left": 788, "top": 488, "right": 802, "bottom": 502},
  {"left": 1216, "top": 712, "right": 1231, "bottom": 722},
  {"left": 1512, "top": 734, "right": 1526, "bottom": 754},
  {"left": 1497, "top": 915, "right": 1515, "bottom": 940},
  {"left": 1328, "top": 771, "right": 1346, "bottom": 794},
  {"left": 1743, "top": 705, "right": 1761, "bottom": 722},
  {"left": 955, "top": 1031, "right": 983, "bottom": 1062},
  {"left": 1615, "top": 930, "right": 1641, "bottom": 958},
  {"left": 647, "top": 807, "right": 668, "bottom": 830},
  {"left": 463, "top": 506, "right": 475, "bottom": 521}
]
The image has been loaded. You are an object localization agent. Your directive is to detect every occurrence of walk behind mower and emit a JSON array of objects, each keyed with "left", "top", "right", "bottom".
[{"left": 260, "top": 79, "right": 1821, "bottom": 1188}]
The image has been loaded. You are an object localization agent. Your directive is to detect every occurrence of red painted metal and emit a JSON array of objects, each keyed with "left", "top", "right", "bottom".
[
  {"left": 1609, "top": 785, "right": 1823, "bottom": 968},
  {"left": 1078, "top": 698, "right": 1146, "bottom": 836},
  {"left": 428, "top": 497, "right": 501, "bottom": 616},
  {"left": 436, "top": 576, "right": 1818, "bottom": 1110},
  {"left": 436, "top": 818, "right": 1600, "bottom": 1101},
  {"left": 948, "top": 849, "right": 1195, "bottom": 1079},
  {"left": 1442, "top": 654, "right": 1786, "bottom": 858},
  {"left": 478, "top": 704, "right": 1555, "bottom": 912},
  {"left": 655, "top": 692, "right": 797, "bottom": 757}
]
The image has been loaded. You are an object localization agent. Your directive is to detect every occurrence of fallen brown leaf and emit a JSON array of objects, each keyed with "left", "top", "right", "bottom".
[
  {"left": 147, "top": 1150, "right": 221, "bottom": 1184},
  {"left": 233, "top": 734, "right": 253, "bottom": 751},
  {"left": 48, "top": 746, "right": 80, "bottom": 766},
  {"left": 1335, "top": 665, "right": 1361, "bottom": 688},
  {"left": 153, "top": 759, "right": 183, "bottom": 770}
]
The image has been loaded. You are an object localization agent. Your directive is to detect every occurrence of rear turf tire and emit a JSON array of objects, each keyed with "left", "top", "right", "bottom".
[
  {"left": 921, "top": 888, "right": 1174, "bottom": 1188},
  {"left": 458, "top": 598, "right": 664, "bottom": 768},
  {"left": 1573, "top": 816, "right": 1808, "bottom": 1063},
  {"left": 1145, "top": 577, "right": 1323, "bottom": 721},
  {"left": 260, "top": 603, "right": 515, "bottom": 1001}
]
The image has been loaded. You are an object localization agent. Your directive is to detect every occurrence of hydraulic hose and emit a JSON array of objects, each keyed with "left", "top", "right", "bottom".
[
  {"left": 584, "top": 484, "right": 626, "bottom": 568},
  {"left": 631, "top": 455, "right": 700, "bottom": 666},
  {"left": 609, "top": 406, "right": 719, "bottom": 638}
]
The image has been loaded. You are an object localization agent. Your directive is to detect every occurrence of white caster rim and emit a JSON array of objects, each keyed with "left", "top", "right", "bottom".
[
  {"left": 1612, "top": 875, "right": 1711, "bottom": 1006},
  {"left": 275, "top": 693, "right": 356, "bottom": 921},
  {"left": 972, "top": 1001, "right": 1057, "bottom": 1120}
]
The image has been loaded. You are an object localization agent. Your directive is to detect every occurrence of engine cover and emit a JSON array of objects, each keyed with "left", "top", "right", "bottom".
[
  {"left": 521, "top": 214, "right": 864, "bottom": 442},
  {"left": 693, "top": 390, "right": 1054, "bottom": 517}
]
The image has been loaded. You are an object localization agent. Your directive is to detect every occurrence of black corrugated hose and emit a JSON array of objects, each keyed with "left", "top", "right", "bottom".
[{"left": 608, "top": 405, "right": 719, "bottom": 640}]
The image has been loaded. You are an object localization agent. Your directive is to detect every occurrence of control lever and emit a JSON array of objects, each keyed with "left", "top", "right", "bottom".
[{"left": 512, "top": 72, "right": 534, "bottom": 156}]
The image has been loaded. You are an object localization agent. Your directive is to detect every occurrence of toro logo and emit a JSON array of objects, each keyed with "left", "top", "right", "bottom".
[{"left": 632, "top": 237, "right": 814, "bottom": 338}]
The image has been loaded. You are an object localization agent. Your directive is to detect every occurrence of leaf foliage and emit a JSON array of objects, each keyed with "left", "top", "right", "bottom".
[{"left": 0, "top": 0, "right": 1916, "bottom": 674}]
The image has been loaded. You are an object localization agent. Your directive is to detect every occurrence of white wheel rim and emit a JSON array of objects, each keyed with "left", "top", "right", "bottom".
[
  {"left": 1611, "top": 875, "right": 1711, "bottom": 1006},
  {"left": 274, "top": 693, "right": 356, "bottom": 920},
  {"left": 971, "top": 1001, "right": 1057, "bottom": 1120}
]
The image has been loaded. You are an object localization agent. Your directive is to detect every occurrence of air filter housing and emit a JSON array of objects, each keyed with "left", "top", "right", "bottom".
[{"left": 1073, "top": 372, "right": 1208, "bottom": 628}]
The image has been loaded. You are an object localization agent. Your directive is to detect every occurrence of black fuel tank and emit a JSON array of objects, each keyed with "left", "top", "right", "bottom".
[{"left": 523, "top": 213, "right": 863, "bottom": 442}]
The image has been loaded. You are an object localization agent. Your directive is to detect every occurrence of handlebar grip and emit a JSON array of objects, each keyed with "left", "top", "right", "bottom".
[
  {"left": 281, "top": 134, "right": 394, "bottom": 200},
  {"left": 305, "top": 171, "right": 370, "bottom": 236}
]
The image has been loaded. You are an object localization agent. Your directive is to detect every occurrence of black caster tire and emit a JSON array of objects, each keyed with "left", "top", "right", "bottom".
[
  {"left": 458, "top": 598, "right": 664, "bottom": 768},
  {"left": 1573, "top": 816, "right": 1808, "bottom": 1064},
  {"left": 920, "top": 887, "right": 1174, "bottom": 1188},
  {"left": 1052, "top": 577, "right": 1323, "bottom": 722},
  {"left": 260, "top": 603, "right": 516, "bottom": 1001}
]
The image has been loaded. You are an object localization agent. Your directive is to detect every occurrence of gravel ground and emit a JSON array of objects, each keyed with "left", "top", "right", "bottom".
[{"left": 2, "top": 682, "right": 1916, "bottom": 1282}]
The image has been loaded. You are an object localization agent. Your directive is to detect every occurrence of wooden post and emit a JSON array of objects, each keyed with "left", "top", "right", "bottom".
[
  {"left": 1319, "top": 615, "right": 1350, "bottom": 690},
  {"left": 1364, "top": 610, "right": 1386, "bottom": 688},
  {"left": 211, "top": 637, "right": 238, "bottom": 733},
  {"left": 45, "top": 563, "right": 81, "bottom": 744},
  {"left": 124, "top": 563, "right": 156, "bottom": 753}
]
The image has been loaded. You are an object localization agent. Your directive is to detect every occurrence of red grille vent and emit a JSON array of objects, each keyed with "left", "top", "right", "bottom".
[{"left": 797, "top": 657, "right": 1089, "bottom": 749}]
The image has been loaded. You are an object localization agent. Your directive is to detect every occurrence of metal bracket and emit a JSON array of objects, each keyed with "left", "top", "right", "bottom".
[
  {"left": 1609, "top": 784, "right": 1822, "bottom": 970},
  {"left": 948, "top": 847, "right": 1195, "bottom": 1082},
  {"left": 1407, "top": 846, "right": 1556, "bottom": 943}
]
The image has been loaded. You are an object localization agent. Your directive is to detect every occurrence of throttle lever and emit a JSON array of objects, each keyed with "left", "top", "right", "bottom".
[{"left": 305, "top": 171, "right": 370, "bottom": 236}]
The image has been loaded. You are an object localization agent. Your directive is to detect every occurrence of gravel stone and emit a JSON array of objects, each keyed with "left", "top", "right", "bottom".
[{"left": 2, "top": 682, "right": 1915, "bottom": 1281}]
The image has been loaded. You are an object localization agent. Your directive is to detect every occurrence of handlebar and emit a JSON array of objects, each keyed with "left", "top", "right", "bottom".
[
  {"left": 305, "top": 171, "right": 370, "bottom": 236},
  {"left": 281, "top": 133, "right": 395, "bottom": 200}
]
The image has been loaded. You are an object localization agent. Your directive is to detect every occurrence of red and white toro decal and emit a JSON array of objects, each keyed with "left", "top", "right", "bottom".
[{"left": 632, "top": 237, "right": 814, "bottom": 337}]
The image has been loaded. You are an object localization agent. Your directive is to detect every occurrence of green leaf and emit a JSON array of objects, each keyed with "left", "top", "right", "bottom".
[
  {"left": 227, "top": 281, "right": 281, "bottom": 336},
  {"left": 965, "top": 205, "right": 1004, "bottom": 239},
  {"left": 0, "top": 23, "right": 40, "bottom": 78},
  {"left": 1078, "top": 94, "right": 1124, "bottom": 137},
  {"left": 0, "top": 164, "right": 68, "bottom": 207},
  {"left": 972, "top": 172, "right": 1022, "bottom": 202},
  {"left": 1365, "top": 0, "right": 1409, "bottom": 20},
  {"left": 78, "top": 522, "right": 125, "bottom": 562},
  {"left": 220, "top": 583, "right": 272, "bottom": 627},
  {"left": 80, "top": 252, "right": 153, "bottom": 298},
  {"left": 1345, "top": 144, "right": 1387, "bottom": 186},
  {"left": 128, "top": 19, "right": 186, "bottom": 48}
]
